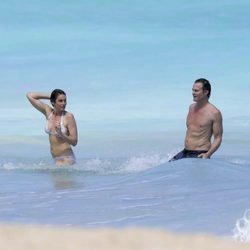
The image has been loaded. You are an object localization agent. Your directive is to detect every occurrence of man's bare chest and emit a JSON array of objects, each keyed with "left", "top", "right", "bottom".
[{"left": 187, "top": 111, "right": 213, "bottom": 128}]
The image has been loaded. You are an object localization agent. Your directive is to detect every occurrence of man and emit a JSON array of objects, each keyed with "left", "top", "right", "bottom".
[{"left": 170, "top": 78, "right": 223, "bottom": 161}]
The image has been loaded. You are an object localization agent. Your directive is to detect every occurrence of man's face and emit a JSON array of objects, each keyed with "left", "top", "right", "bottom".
[{"left": 192, "top": 82, "right": 207, "bottom": 102}]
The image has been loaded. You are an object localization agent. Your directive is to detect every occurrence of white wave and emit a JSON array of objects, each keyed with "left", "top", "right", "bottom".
[
  {"left": 66, "top": 153, "right": 175, "bottom": 174},
  {"left": 0, "top": 153, "right": 175, "bottom": 174},
  {"left": 68, "top": 154, "right": 170, "bottom": 174},
  {"left": 0, "top": 160, "right": 54, "bottom": 170},
  {"left": 118, "top": 153, "right": 174, "bottom": 173},
  {"left": 233, "top": 209, "right": 250, "bottom": 242}
]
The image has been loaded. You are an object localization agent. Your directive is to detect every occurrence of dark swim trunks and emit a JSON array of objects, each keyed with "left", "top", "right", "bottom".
[{"left": 169, "top": 149, "right": 208, "bottom": 162}]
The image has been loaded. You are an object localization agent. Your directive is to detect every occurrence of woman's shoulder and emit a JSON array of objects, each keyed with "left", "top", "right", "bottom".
[
  {"left": 64, "top": 111, "right": 75, "bottom": 120},
  {"left": 64, "top": 112, "right": 77, "bottom": 127}
]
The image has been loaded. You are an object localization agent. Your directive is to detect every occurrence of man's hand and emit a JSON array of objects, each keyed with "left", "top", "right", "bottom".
[{"left": 198, "top": 153, "right": 210, "bottom": 159}]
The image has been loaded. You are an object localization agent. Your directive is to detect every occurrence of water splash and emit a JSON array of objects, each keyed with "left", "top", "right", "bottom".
[
  {"left": 1, "top": 161, "right": 54, "bottom": 171},
  {"left": 233, "top": 209, "right": 250, "bottom": 242},
  {"left": 119, "top": 154, "right": 171, "bottom": 173},
  {"left": 74, "top": 153, "right": 172, "bottom": 174},
  {"left": 0, "top": 153, "right": 173, "bottom": 174}
]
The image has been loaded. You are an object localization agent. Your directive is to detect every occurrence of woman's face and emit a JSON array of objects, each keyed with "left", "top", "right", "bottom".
[{"left": 54, "top": 94, "right": 67, "bottom": 111}]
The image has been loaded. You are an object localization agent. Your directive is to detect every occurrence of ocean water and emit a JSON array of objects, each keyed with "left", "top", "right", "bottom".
[
  {"left": 1, "top": 153, "right": 250, "bottom": 240},
  {"left": 1, "top": 0, "right": 250, "bottom": 243}
]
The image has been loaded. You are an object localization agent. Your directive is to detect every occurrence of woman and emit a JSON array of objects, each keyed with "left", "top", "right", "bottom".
[{"left": 26, "top": 89, "right": 78, "bottom": 166}]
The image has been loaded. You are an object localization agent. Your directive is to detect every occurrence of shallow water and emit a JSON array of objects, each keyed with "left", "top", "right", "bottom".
[{"left": 1, "top": 151, "right": 250, "bottom": 240}]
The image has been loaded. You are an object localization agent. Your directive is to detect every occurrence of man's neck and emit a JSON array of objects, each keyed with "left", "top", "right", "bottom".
[{"left": 195, "top": 98, "right": 209, "bottom": 109}]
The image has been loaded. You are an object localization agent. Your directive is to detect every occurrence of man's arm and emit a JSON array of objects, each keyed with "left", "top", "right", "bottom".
[{"left": 202, "top": 110, "right": 223, "bottom": 158}]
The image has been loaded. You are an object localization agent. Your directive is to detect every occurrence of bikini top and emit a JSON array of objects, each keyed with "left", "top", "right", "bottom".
[{"left": 45, "top": 112, "right": 67, "bottom": 136}]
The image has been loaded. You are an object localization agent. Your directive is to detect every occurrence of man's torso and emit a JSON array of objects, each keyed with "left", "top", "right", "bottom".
[{"left": 185, "top": 103, "right": 216, "bottom": 151}]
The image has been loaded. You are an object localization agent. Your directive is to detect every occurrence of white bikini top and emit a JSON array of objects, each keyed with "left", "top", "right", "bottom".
[{"left": 45, "top": 112, "right": 67, "bottom": 136}]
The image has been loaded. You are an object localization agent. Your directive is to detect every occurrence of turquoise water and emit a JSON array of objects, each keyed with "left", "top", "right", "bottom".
[
  {"left": 1, "top": 0, "right": 250, "bottom": 138},
  {"left": 0, "top": 0, "right": 250, "bottom": 241}
]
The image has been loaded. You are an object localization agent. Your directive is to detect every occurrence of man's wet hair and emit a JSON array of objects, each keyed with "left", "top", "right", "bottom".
[{"left": 195, "top": 78, "right": 211, "bottom": 99}]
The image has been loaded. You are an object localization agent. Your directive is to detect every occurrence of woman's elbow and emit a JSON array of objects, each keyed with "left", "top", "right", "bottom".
[
  {"left": 26, "top": 92, "right": 35, "bottom": 101},
  {"left": 72, "top": 139, "right": 78, "bottom": 146},
  {"left": 26, "top": 92, "right": 31, "bottom": 99}
]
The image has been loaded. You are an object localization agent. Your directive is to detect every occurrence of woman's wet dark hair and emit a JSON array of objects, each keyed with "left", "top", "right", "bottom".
[
  {"left": 50, "top": 89, "right": 66, "bottom": 106},
  {"left": 195, "top": 78, "right": 211, "bottom": 99}
]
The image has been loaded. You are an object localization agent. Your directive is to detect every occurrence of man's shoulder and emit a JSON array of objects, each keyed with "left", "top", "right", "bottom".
[
  {"left": 189, "top": 102, "right": 222, "bottom": 115},
  {"left": 189, "top": 103, "right": 196, "bottom": 109},
  {"left": 207, "top": 103, "right": 222, "bottom": 120},
  {"left": 208, "top": 103, "right": 221, "bottom": 113}
]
